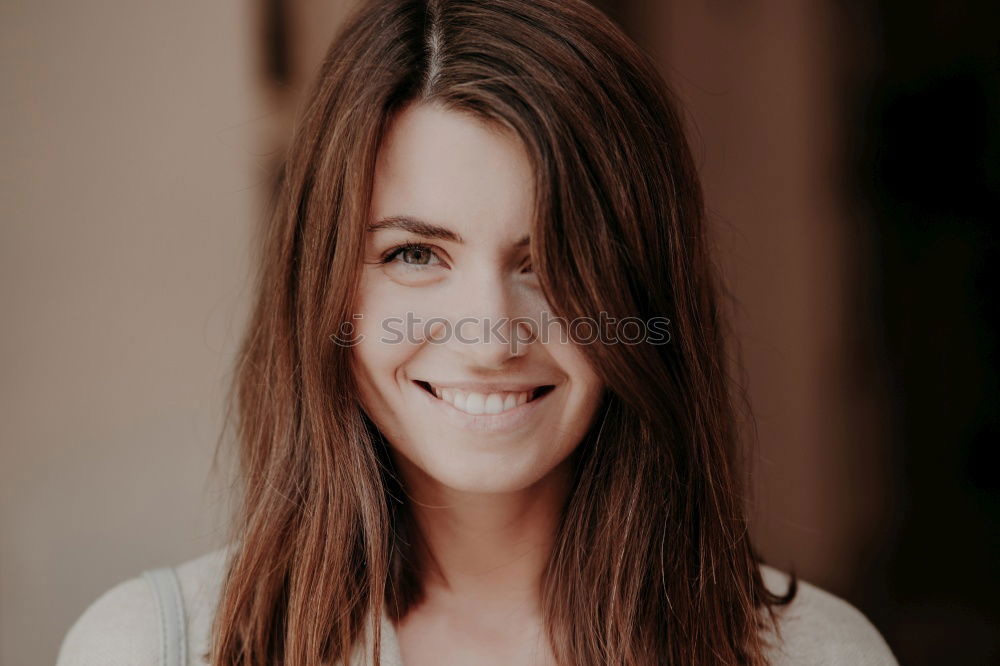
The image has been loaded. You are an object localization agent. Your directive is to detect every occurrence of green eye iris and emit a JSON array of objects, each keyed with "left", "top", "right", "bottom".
[{"left": 401, "top": 246, "right": 433, "bottom": 265}]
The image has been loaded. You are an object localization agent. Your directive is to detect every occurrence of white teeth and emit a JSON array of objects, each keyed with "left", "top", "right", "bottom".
[
  {"left": 464, "top": 392, "right": 485, "bottom": 415},
  {"left": 425, "top": 383, "right": 540, "bottom": 415},
  {"left": 484, "top": 393, "right": 504, "bottom": 414}
]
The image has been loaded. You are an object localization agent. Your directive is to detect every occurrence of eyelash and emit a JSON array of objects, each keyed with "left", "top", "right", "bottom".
[
  {"left": 378, "top": 241, "right": 534, "bottom": 273},
  {"left": 379, "top": 242, "right": 441, "bottom": 266}
]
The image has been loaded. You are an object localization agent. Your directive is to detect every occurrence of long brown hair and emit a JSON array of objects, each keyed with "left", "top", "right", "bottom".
[{"left": 210, "top": 0, "right": 796, "bottom": 663}]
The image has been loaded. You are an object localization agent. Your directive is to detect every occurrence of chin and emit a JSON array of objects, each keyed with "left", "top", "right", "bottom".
[{"left": 395, "top": 440, "right": 566, "bottom": 495}]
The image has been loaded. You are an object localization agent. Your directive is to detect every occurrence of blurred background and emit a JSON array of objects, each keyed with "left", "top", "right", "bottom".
[{"left": 1, "top": 0, "right": 996, "bottom": 664}]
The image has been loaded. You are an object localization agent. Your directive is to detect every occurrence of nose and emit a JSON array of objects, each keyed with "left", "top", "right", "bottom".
[{"left": 438, "top": 268, "right": 532, "bottom": 368}]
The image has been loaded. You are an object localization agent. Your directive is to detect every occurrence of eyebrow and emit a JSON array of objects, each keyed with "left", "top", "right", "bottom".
[{"left": 368, "top": 215, "right": 530, "bottom": 248}]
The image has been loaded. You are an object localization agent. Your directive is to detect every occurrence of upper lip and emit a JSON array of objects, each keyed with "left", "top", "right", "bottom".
[{"left": 416, "top": 379, "right": 554, "bottom": 393}]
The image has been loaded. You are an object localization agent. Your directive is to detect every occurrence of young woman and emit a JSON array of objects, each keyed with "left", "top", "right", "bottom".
[{"left": 58, "top": 0, "right": 899, "bottom": 664}]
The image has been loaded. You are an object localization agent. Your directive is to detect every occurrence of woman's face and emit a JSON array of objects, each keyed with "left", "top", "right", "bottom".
[{"left": 352, "top": 102, "right": 604, "bottom": 495}]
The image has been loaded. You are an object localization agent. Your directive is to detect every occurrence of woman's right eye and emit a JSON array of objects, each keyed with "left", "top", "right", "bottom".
[{"left": 380, "top": 242, "right": 444, "bottom": 268}]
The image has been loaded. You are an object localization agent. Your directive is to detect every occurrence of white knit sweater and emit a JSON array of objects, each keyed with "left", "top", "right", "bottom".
[{"left": 56, "top": 548, "right": 899, "bottom": 665}]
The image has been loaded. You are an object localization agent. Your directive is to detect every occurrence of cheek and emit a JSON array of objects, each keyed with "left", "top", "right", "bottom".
[
  {"left": 351, "top": 277, "right": 437, "bottom": 426},
  {"left": 354, "top": 268, "right": 442, "bottom": 345},
  {"left": 352, "top": 318, "right": 412, "bottom": 392},
  {"left": 351, "top": 276, "right": 403, "bottom": 411},
  {"left": 549, "top": 337, "right": 603, "bottom": 393},
  {"left": 350, "top": 332, "right": 418, "bottom": 452},
  {"left": 354, "top": 272, "right": 409, "bottom": 369},
  {"left": 552, "top": 344, "right": 606, "bottom": 429}
]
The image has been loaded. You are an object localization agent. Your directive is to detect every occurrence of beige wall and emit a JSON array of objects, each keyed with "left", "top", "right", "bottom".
[{"left": 0, "top": 2, "right": 261, "bottom": 664}]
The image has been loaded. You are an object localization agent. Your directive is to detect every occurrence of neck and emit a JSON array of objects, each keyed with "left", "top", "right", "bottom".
[{"left": 396, "top": 456, "right": 573, "bottom": 613}]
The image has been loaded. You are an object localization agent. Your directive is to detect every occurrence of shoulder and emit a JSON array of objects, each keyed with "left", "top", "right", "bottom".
[
  {"left": 56, "top": 546, "right": 233, "bottom": 666},
  {"left": 759, "top": 564, "right": 899, "bottom": 666},
  {"left": 55, "top": 574, "right": 158, "bottom": 666},
  {"left": 173, "top": 546, "right": 233, "bottom": 664}
]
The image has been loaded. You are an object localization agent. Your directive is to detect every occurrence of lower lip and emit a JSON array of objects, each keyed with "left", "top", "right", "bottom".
[{"left": 411, "top": 381, "right": 554, "bottom": 433}]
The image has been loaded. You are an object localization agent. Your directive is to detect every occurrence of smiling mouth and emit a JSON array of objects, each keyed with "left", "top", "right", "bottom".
[{"left": 414, "top": 380, "right": 555, "bottom": 416}]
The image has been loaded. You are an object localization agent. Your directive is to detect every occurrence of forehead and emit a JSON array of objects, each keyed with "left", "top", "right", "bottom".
[{"left": 371, "top": 103, "right": 535, "bottom": 239}]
